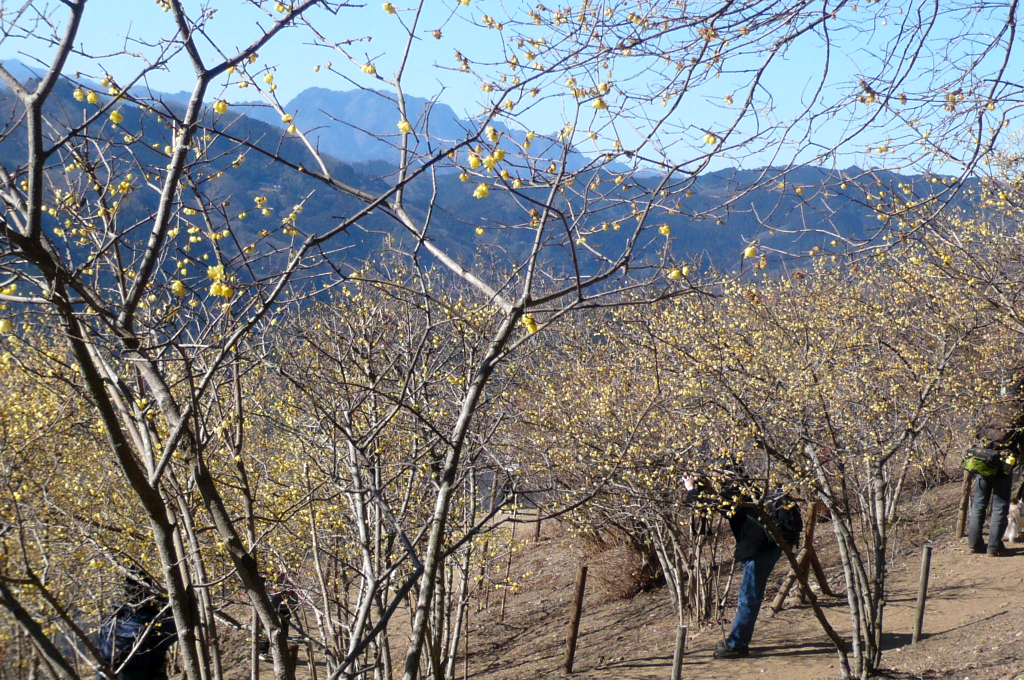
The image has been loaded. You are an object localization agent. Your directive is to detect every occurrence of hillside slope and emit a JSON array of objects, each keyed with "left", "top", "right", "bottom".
[{"left": 456, "top": 479, "right": 1023, "bottom": 680}]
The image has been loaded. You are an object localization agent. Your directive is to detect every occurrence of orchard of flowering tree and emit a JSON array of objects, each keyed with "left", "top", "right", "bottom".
[{"left": 0, "top": 1, "right": 1023, "bottom": 680}]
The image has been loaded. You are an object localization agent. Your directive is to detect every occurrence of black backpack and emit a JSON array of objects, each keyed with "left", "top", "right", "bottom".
[{"left": 762, "top": 489, "right": 803, "bottom": 550}]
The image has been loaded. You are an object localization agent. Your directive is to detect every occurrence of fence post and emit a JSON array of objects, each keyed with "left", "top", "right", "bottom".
[
  {"left": 669, "top": 624, "right": 687, "bottom": 680},
  {"left": 305, "top": 640, "right": 318, "bottom": 680},
  {"left": 956, "top": 472, "right": 972, "bottom": 538},
  {"left": 912, "top": 546, "right": 933, "bottom": 644},
  {"left": 562, "top": 565, "right": 588, "bottom": 675}
]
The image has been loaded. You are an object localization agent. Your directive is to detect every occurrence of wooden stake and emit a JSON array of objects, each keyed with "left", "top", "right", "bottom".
[
  {"left": 771, "top": 547, "right": 812, "bottom": 613},
  {"left": 806, "top": 547, "right": 834, "bottom": 597},
  {"left": 305, "top": 640, "right": 318, "bottom": 680},
  {"left": 912, "top": 546, "right": 933, "bottom": 644},
  {"left": 772, "top": 501, "right": 833, "bottom": 612},
  {"left": 562, "top": 565, "right": 588, "bottom": 675},
  {"left": 956, "top": 472, "right": 972, "bottom": 538},
  {"left": 670, "top": 625, "right": 687, "bottom": 680}
]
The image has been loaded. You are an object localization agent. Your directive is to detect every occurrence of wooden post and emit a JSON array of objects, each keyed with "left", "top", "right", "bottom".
[
  {"left": 912, "top": 546, "right": 933, "bottom": 644},
  {"left": 771, "top": 547, "right": 812, "bottom": 614},
  {"left": 534, "top": 512, "right": 542, "bottom": 540},
  {"left": 670, "top": 625, "right": 687, "bottom": 680},
  {"left": 562, "top": 565, "right": 588, "bottom": 675},
  {"left": 772, "top": 501, "right": 833, "bottom": 612},
  {"left": 806, "top": 547, "right": 835, "bottom": 597},
  {"left": 305, "top": 640, "right": 318, "bottom": 680},
  {"left": 796, "top": 501, "right": 821, "bottom": 604},
  {"left": 956, "top": 472, "right": 972, "bottom": 538}
]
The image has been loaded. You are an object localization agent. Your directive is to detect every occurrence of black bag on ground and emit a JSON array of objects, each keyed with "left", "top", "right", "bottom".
[{"left": 762, "top": 489, "right": 803, "bottom": 550}]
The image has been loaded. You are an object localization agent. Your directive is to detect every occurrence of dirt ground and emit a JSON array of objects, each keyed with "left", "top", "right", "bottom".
[
  {"left": 232, "top": 477, "right": 1024, "bottom": 680},
  {"left": 458, "top": 479, "right": 1024, "bottom": 680}
]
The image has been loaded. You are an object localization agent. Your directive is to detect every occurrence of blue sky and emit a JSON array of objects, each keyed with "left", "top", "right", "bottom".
[{"left": 3, "top": 0, "right": 1022, "bottom": 174}]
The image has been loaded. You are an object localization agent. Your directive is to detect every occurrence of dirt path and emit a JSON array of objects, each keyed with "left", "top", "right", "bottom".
[
  {"left": 463, "top": 481, "right": 1024, "bottom": 680},
  {"left": 228, "top": 480, "right": 1024, "bottom": 680}
]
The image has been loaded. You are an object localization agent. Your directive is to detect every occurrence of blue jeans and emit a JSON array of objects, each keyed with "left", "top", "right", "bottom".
[
  {"left": 968, "top": 470, "right": 1012, "bottom": 553},
  {"left": 727, "top": 545, "right": 782, "bottom": 650}
]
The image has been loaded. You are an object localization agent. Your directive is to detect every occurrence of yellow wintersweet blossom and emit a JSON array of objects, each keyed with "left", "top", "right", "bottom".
[
  {"left": 473, "top": 183, "right": 489, "bottom": 199},
  {"left": 213, "top": 100, "right": 228, "bottom": 114},
  {"left": 362, "top": 63, "right": 377, "bottom": 76},
  {"left": 0, "top": 319, "right": 11, "bottom": 333},
  {"left": 521, "top": 314, "right": 538, "bottom": 333},
  {"left": 207, "top": 264, "right": 226, "bottom": 282},
  {"left": 397, "top": 119, "right": 412, "bottom": 134},
  {"left": 743, "top": 245, "right": 757, "bottom": 259},
  {"left": 209, "top": 282, "right": 233, "bottom": 298},
  {"left": 171, "top": 280, "right": 187, "bottom": 296},
  {"left": 383, "top": 2, "right": 396, "bottom": 13},
  {"left": 73, "top": 88, "right": 85, "bottom": 101},
  {"left": 109, "top": 110, "right": 123, "bottom": 125},
  {"left": 86, "top": 91, "right": 99, "bottom": 104}
]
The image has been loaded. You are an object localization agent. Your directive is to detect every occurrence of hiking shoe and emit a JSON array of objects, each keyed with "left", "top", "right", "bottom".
[
  {"left": 713, "top": 640, "right": 750, "bottom": 659},
  {"left": 970, "top": 546, "right": 986, "bottom": 554},
  {"left": 988, "top": 547, "right": 1013, "bottom": 557}
]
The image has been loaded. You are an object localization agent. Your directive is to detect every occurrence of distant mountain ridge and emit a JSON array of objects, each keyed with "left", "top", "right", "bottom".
[
  {"left": 237, "top": 86, "right": 621, "bottom": 171},
  {"left": 0, "top": 58, "right": 973, "bottom": 279}
]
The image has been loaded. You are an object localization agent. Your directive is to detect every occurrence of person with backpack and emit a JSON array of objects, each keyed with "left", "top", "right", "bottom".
[
  {"left": 966, "top": 407, "right": 1023, "bottom": 556},
  {"left": 682, "top": 472, "right": 802, "bottom": 659},
  {"left": 96, "top": 575, "right": 178, "bottom": 680}
]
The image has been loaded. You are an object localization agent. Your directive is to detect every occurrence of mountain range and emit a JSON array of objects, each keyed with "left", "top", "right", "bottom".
[{"left": 0, "top": 58, "right": 962, "bottom": 281}]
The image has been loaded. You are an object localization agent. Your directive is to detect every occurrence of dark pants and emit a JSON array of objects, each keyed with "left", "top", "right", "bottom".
[
  {"left": 968, "top": 470, "right": 1012, "bottom": 553},
  {"left": 258, "top": 594, "right": 292, "bottom": 655},
  {"left": 726, "top": 544, "right": 782, "bottom": 650}
]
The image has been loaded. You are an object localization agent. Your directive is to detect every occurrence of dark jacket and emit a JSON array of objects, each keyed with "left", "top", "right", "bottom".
[
  {"left": 726, "top": 505, "right": 775, "bottom": 562},
  {"left": 686, "top": 486, "right": 774, "bottom": 562},
  {"left": 96, "top": 600, "right": 177, "bottom": 680}
]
